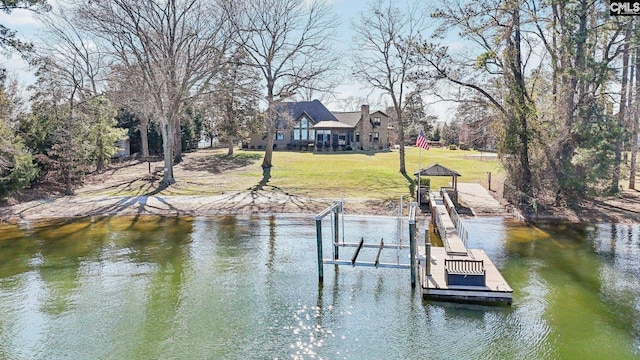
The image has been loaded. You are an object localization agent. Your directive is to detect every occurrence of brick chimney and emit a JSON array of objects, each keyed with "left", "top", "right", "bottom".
[{"left": 361, "top": 105, "right": 370, "bottom": 149}]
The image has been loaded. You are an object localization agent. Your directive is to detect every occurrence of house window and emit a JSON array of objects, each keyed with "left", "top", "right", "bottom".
[
  {"left": 294, "top": 115, "right": 314, "bottom": 141},
  {"left": 355, "top": 132, "right": 360, "bottom": 142},
  {"left": 373, "top": 117, "right": 381, "bottom": 126},
  {"left": 373, "top": 132, "right": 380, "bottom": 142},
  {"left": 275, "top": 131, "right": 284, "bottom": 140},
  {"left": 369, "top": 132, "right": 373, "bottom": 142}
]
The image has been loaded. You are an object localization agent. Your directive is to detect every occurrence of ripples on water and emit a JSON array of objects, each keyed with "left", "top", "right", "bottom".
[{"left": 0, "top": 216, "right": 638, "bottom": 359}]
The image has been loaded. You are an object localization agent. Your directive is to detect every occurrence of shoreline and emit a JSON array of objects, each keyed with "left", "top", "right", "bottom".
[
  {"left": 0, "top": 192, "right": 407, "bottom": 223},
  {"left": 2, "top": 190, "right": 639, "bottom": 225}
]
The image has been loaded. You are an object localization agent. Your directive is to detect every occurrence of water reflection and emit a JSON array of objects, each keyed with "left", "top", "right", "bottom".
[
  {"left": 592, "top": 223, "right": 640, "bottom": 353},
  {"left": 0, "top": 215, "right": 638, "bottom": 359}
]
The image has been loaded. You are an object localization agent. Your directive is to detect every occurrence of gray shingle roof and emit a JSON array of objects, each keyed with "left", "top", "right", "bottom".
[
  {"left": 333, "top": 111, "right": 361, "bottom": 127},
  {"left": 414, "top": 163, "right": 462, "bottom": 177},
  {"left": 275, "top": 100, "right": 337, "bottom": 127}
]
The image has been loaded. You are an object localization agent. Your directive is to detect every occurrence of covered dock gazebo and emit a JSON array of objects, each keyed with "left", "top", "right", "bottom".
[{"left": 414, "top": 163, "right": 462, "bottom": 203}]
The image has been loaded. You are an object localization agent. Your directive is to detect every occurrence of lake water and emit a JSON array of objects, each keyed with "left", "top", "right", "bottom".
[{"left": 0, "top": 214, "right": 638, "bottom": 359}]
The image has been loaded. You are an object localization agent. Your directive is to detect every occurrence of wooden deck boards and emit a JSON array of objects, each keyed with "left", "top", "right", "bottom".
[{"left": 418, "top": 247, "right": 513, "bottom": 303}]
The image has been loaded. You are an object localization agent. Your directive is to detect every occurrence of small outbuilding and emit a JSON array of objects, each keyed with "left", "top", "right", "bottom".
[{"left": 414, "top": 163, "right": 462, "bottom": 203}]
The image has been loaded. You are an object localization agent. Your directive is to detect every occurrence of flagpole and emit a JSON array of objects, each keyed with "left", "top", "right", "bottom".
[
  {"left": 418, "top": 146, "right": 421, "bottom": 204},
  {"left": 416, "top": 131, "right": 427, "bottom": 205}
]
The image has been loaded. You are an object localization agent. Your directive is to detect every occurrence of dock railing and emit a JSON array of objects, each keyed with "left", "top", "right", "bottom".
[{"left": 441, "top": 190, "right": 469, "bottom": 248}]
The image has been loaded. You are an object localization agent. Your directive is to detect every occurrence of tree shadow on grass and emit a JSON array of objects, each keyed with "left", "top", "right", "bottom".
[
  {"left": 401, "top": 171, "right": 416, "bottom": 200},
  {"left": 181, "top": 153, "right": 263, "bottom": 174},
  {"left": 145, "top": 182, "right": 169, "bottom": 196},
  {"left": 189, "top": 166, "right": 328, "bottom": 215}
]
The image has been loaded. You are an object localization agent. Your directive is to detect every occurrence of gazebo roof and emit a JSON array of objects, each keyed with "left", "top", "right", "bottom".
[{"left": 414, "top": 163, "right": 461, "bottom": 177}]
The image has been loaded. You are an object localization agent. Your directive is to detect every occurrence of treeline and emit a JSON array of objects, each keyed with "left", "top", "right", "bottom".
[
  {"left": 409, "top": 1, "right": 639, "bottom": 207},
  {"left": 1, "top": 0, "right": 638, "bottom": 208}
]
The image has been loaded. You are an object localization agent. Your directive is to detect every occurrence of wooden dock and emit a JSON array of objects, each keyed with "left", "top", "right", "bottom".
[
  {"left": 313, "top": 194, "right": 512, "bottom": 304},
  {"left": 420, "top": 190, "right": 513, "bottom": 305}
]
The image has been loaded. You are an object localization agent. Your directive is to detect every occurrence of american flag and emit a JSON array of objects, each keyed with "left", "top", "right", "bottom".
[{"left": 415, "top": 131, "right": 429, "bottom": 150}]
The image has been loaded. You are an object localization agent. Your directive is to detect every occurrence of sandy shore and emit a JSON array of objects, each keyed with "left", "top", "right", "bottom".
[
  {"left": 3, "top": 188, "right": 640, "bottom": 224},
  {"left": 0, "top": 190, "right": 406, "bottom": 222}
]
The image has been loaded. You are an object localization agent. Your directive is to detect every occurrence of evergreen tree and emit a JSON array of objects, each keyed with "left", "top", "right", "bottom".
[
  {"left": 84, "top": 96, "right": 127, "bottom": 172},
  {"left": 0, "top": 79, "right": 37, "bottom": 197},
  {"left": 403, "top": 91, "right": 435, "bottom": 144},
  {"left": 206, "top": 50, "right": 261, "bottom": 155}
]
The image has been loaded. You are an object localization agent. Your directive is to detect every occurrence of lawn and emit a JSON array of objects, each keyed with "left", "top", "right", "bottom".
[
  {"left": 238, "top": 146, "right": 504, "bottom": 200},
  {"left": 84, "top": 147, "right": 503, "bottom": 200}
]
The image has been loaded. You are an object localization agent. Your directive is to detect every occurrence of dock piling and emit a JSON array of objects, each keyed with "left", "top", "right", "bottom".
[
  {"left": 409, "top": 202, "right": 417, "bottom": 289},
  {"left": 315, "top": 218, "right": 323, "bottom": 283},
  {"left": 425, "top": 231, "right": 431, "bottom": 277},
  {"left": 333, "top": 205, "right": 340, "bottom": 260}
]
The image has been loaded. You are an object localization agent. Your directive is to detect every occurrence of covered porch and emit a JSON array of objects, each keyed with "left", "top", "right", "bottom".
[{"left": 313, "top": 121, "right": 355, "bottom": 151}]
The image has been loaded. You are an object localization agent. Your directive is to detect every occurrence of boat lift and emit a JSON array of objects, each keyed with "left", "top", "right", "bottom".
[{"left": 315, "top": 200, "right": 418, "bottom": 287}]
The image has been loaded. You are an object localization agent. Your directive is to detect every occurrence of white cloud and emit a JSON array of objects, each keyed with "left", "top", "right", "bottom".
[
  {"left": 0, "top": 9, "right": 40, "bottom": 28},
  {"left": 1, "top": 55, "right": 36, "bottom": 87}
]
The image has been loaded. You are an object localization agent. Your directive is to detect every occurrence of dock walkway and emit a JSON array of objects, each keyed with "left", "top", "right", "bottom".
[
  {"left": 420, "top": 190, "right": 513, "bottom": 304},
  {"left": 430, "top": 192, "right": 467, "bottom": 256}
]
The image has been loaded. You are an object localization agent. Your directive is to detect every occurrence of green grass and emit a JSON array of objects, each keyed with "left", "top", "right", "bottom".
[
  {"left": 242, "top": 147, "right": 504, "bottom": 200},
  {"left": 91, "top": 147, "right": 503, "bottom": 199}
]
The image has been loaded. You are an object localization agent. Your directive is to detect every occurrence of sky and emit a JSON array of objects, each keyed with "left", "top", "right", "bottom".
[{"left": 0, "top": 0, "right": 455, "bottom": 122}]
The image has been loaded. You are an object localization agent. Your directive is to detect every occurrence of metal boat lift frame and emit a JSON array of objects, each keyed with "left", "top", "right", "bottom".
[{"left": 315, "top": 201, "right": 418, "bottom": 287}]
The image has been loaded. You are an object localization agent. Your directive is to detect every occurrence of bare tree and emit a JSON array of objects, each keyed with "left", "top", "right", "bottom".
[
  {"left": 529, "top": 0, "right": 626, "bottom": 201},
  {"left": 631, "top": 27, "right": 640, "bottom": 190},
  {"left": 78, "top": 0, "right": 232, "bottom": 185},
  {"left": 36, "top": 6, "right": 128, "bottom": 174},
  {"left": 352, "top": 0, "right": 428, "bottom": 175},
  {"left": 335, "top": 95, "right": 371, "bottom": 112},
  {"left": 410, "top": 0, "right": 545, "bottom": 198},
  {"left": 108, "top": 64, "right": 156, "bottom": 158},
  {"left": 0, "top": 0, "right": 50, "bottom": 81},
  {"left": 38, "top": 7, "right": 108, "bottom": 102},
  {"left": 612, "top": 23, "right": 632, "bottom": 192},
  {"left": 236, "top": 0, "right": 338, "bottom": 169}
]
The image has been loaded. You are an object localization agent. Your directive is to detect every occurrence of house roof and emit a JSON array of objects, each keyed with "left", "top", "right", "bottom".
[
  {"left": 333, "top": 111, "right": 361, "bottom": 127},
  {"left": 313, "top": 121, "right": 354, "bottom": 129},
  {"left": 414, "top": 163, "right": 462, "bottom": 177},
  {"left": 371, "top": 110, "right": 390, "bottom": 118},
  {"left": 275, "top": 100, "right": 337, "bottom": 127}
]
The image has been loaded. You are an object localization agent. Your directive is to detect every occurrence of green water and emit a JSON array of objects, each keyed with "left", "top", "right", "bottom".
[{"left": 0, "top": 215, "right": 638, "bottom": 359}]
